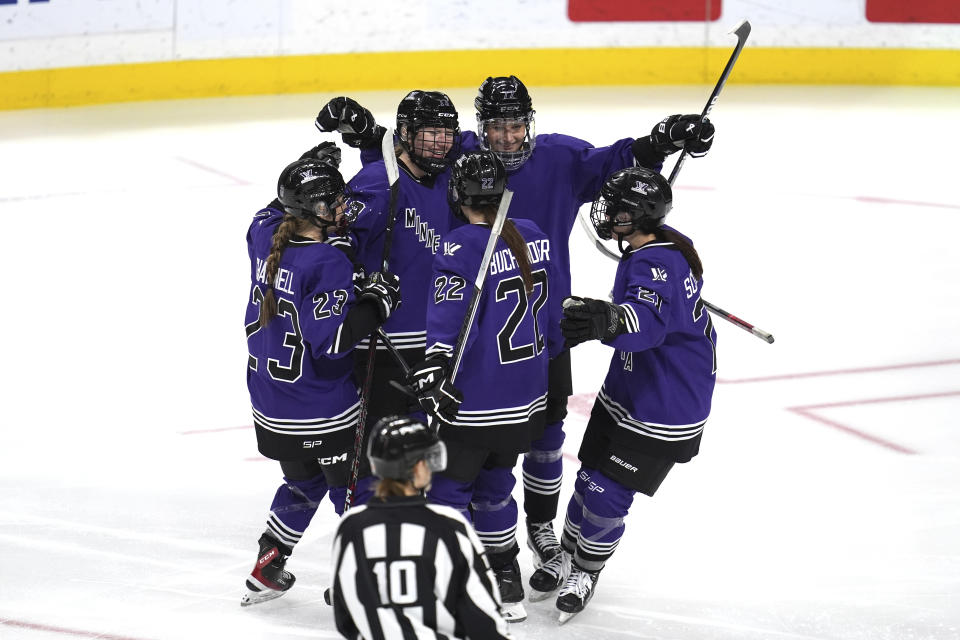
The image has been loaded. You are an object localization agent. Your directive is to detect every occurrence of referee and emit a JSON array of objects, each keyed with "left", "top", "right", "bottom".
[{"left": 331, "top": 416, "right": 512, "bottom": 640}]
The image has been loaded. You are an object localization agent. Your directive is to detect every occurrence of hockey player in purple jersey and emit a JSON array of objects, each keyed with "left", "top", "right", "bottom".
[
  {"left": 405, "top": 151, "right": 563, "bottom": 622},
  {"left": 321, "top": 78, "right": 717, "bottom": 578},
  {"left": 241, "top": 156, "right": 401, "bottom": 607},
  {"left": 317, "top": 91, "right": 464, "bottom": 436},
  {"left": 531, "top": 167, "right": 717, "bottom": 622}
]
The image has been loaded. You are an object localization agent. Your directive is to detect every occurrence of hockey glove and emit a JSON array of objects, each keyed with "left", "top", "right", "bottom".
[
  {"left": 406, "top": 356, "right": 463, "bottom": 423},
  {"left": 561, "top": 296, "right": 628, "bottom": 347},
  {"left": 315, "top": 96, "right": 387, "bottom": 149},
  {"left": 357, "top": 271, "right": 401, "bottom": 321},
  {"left": 299, "top": 141, "right": 342, "bottom": 168},
  {"left": 648, "top": 114, "right": 714, "bottom": 157}
]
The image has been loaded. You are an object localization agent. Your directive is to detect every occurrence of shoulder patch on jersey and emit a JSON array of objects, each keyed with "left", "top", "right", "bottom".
[
  {"left": 442, "top": 241, "right": 462, "bottom": 256},
  {"left": 347, "top": 199, "right": 366, "bottom": 218},
  {"left": 650, "top": 267, "right": 668, "bottom": 282}
]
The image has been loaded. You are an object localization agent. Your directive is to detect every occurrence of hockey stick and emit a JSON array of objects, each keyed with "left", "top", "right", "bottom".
[
  {"left": 344, "top": 128, "right": 400, "bottom": 512},
  {"left": 576, "top": 209, "right": 774, "bottom": 343},
  {"left": 449, "top": 189, "right": 514, "bottom": 384},
  {"left": 667, "top": 19, "right": 751, "bottom": 187}
]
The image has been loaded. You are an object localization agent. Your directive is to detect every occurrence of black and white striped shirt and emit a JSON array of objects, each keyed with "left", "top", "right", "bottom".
[{"left": 331, "top": 495, "right": 512, "bottom": 640}]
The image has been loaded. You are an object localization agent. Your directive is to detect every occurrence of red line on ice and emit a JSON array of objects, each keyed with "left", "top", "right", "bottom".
[
  {"left": 0, "top": 619, "right": 151, "bottom": 640},
  {"left": 718, "top": 358, "right": 960, "bottom": 384},
  {"left": 787, "top": 390, "right": 960, "bottom": 455}
]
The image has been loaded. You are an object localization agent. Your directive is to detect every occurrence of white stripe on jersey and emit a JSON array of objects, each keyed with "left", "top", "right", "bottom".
[
  {"left": 446, "top": 393, "right": 548, "bottom": 428},
  {"left": 338, "top": 541, "right": 376, "bottom": 640},
  {"left": 252, "top": 402, "right": 358, "bottom": 436},
  {"left": 400, "top": 523, "right": 425, "bottom": 557},
  {"left": 358, "top": 330, "right": 426, "bottom": 350},
  {"left": 598, "top": 389, "right": 706, "bottom": 441},
  {"left": 363, "top": 524, "right": 387, "bottom": 559},
  {"left": 619, "top": 302, "right": 641, "bottom": 333}
]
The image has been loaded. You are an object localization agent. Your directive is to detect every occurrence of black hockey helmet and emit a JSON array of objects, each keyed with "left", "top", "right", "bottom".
[
  {"left": 276, "top": 158, "right": 355, "bottom": 229},
  {"left": 395, "top": 90, "right": 461, "bottom": 176},
  {"left": 367, "top": 415, "right": 447, "bottom": 481},
  {"left": 447, "top": 151, "right": 507, "bottom": 220},
  {"left": 590, "top": 167, "right": 673, "bottom": 240},
  {"left": 474, "top": 75, "right": 536, "bottom": 170}
]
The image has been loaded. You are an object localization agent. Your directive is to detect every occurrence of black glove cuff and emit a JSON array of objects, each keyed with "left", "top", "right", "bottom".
[{"left": 631, "top": 136, "right": 668, "bottom": 167}]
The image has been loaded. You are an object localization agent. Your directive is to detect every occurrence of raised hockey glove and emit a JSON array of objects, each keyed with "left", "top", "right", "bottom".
[
  {"left": 648, "top": 114, "right": 715, "bottom": 157},
  {"left": 357, "top": 271, "right": 401, "bottom": 321},
  {"left": 406, "top": 356, "right": 463, "bottom": 423},
  {"left": 315, "top": 96, "right": 387, "bottom": 149},
  {"left": 299, "top": 140, "right": 342, "bottom": 168},
  {"left": 561, "top": 296, "right": 628, "bottom": 347}
]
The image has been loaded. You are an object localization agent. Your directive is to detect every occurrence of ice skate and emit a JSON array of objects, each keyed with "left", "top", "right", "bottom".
[
  {"left": 494, "top": 558, "right": 527, "bottom": 622},
  {"left": 556, "top": 566, "right": 599, "bottom": 624},
  {"left": 526, "top": 520, "right": 561, "bottom": 568},
  {"left": 240, "top": 534, "right": 296, "bottom": 607},
  {"left": 528, "top": 548, "right": 570, "bottom": 602}
]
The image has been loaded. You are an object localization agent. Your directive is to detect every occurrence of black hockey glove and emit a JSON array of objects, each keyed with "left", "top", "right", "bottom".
[
  {"left": 561, "top": 296, "right": 628, "bottom": 347},
  {"left": 648, "top": 114, "right": 715, "bottom": 157},
  {"left": 357, "top": 271, "right": 401, "bottom": 321},
  {"left": 299, "top": 140, "right": 342, "bottom": 168},
  {"left": 315, "top": 96, "right": 387, "bottom": 149},
  {"left": 406, "top": 356, "right": 463, "bottom": 423}
]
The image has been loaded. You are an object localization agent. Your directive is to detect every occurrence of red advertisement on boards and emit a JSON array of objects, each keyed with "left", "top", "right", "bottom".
[
  {"left": 866, "top": 0, "right": 960, "bottom": 23},
  {"left": 568, "top": 0, "right": 722, "bottom": 22}
]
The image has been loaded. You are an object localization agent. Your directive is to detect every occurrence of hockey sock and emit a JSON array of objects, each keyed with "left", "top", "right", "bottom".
[
  {"left": 572, "top": 468, "right": 635, "bottom": 573},
  {"left": 522, "top": 421, "right": 565, "bottom": 522},
  {"left": 265, "top": 473, "right": 329, "bottom": 551},
  {"left": 472, "top": 466, "right": 519, "bottom": 553}
]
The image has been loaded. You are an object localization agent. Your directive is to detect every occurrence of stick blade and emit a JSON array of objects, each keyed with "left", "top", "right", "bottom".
[{"left": 730, "top": 19, "right": 751, "bottom": 41}]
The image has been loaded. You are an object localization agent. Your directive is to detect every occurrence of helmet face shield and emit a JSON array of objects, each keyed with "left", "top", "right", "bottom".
[{"left": 422, "top": 440, "right": 447, "bottom": 474}]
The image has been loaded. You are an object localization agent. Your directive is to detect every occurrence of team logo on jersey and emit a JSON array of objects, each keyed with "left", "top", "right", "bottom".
[
  {"left": 651, "top": 267, "right": 668, "bottom": 282},
  {"left": 443, "top": 242, "right": 462, "bottom": 256},
  {"left": 347, "top": 199, "right": 366, "bottom": 218}
]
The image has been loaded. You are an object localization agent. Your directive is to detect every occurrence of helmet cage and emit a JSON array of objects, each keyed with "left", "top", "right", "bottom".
[
  {"left": 277, "top": 160, "right": 355, "bottom": 231},
  {"left": 477, "top": 115, "right": 536, "bottom": 171},
  {"left": 396, "top": 91, "right": 462, "bottom": 175},
  {"left": 590, "top": 168, "right": 672, "bottom": 240}
]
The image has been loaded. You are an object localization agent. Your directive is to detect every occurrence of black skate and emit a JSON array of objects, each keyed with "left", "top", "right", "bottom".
[
  {"left": 240, "top": 534, "right": 296, "bottom": 607},
  {"left": 526, "top": 520, "right": 561, "bottom": 568},
  {"left": 556, "top": 566, "right": 600, "bottom": 624},
  {"left": 494, "top": 558, "right": 527, "bottom": 623},
  {"left": 528, "top": 549, "right": 570, "bottom": 602}
]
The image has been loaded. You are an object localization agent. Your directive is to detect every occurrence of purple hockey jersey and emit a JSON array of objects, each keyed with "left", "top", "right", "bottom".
[
  {"left": 347, "top": 160, "right": 464, "bottom": 352},
  {"left": 245, "top": 208, "right": 361, "bottom": 461},
  {"left": 362, "top": 132, "right": 652, "bottom": 304},
  {"left": 426, "top": 218, "right": 562, "bottom": 452},
  {"left": 595, "top": 234, "right": 717, "bottom": 462}
]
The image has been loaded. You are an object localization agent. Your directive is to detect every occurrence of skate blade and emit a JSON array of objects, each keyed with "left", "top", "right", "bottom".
[
  {"left": 528, "top": 587, "right": 555, "bottom": 602},
  {"left": 558, "top": 610, "right": 579, "bottom": 625},
  {"left": 240, "top": 588, "right": 286, "bottom": 607},
  {"left": 501, "top": 601, "right": 528, "bottom": 623}
]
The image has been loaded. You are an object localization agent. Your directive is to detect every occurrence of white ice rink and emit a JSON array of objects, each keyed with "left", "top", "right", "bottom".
[{"left": 1, "top": 84, "right": 959, "bottom": 640}]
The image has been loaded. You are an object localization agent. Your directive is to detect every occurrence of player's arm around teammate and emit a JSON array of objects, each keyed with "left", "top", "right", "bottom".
[
  {"left": 331, "top": 415, "right": 513, "bottom": 640},
  {"left": 241, "top": 155, "right": 401, "bottom": 607}
]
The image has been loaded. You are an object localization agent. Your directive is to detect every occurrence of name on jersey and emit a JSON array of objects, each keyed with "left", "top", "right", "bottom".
[
  {"left": 255, "top": 257, "right": 295, "bottom": 295},
  {"left": 404, "top": 207, "right": 441, "bottom": 254},
  {"left": 489, "top": 238, "right": 551, "bottom": 276}
]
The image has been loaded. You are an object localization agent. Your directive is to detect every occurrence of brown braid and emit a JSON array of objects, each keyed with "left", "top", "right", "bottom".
[
  {"left": 656, "top": 227, "right": 703, "bottom": 281},
  {"left": 374, "top": 478, "right": 413, "bottom": 499},
  {"left": 258, "top": 214, "right": 299, "bottom": 329},
  {"left": 478, "top": 204, "right": 533, "bottom": 293}
]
